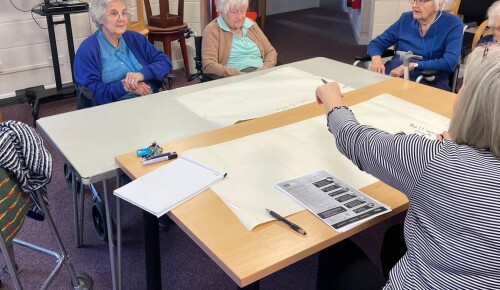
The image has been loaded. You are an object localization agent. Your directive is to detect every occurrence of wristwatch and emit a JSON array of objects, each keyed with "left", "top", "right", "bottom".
[{"left": 413, "top": 62, "right": 419, "bottom": 70}]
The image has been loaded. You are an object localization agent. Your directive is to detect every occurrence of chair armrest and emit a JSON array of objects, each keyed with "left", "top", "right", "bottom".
[
  {"left": 161, "top": 73, "right": 175, "bottom": 91},
  {"left": 420, "top": 70, "right": 438, "bottom": 77}
]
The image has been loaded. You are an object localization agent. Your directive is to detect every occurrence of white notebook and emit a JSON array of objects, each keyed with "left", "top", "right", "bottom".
[{"left": 114, "top": 155, "right": 227, "bottom": 217}]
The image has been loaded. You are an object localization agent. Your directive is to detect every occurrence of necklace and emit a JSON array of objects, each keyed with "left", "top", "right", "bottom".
[
  {"left": 419, "top": 11, "right": 442, "bottom": 36},
  {"left": 420, "top": 21, "right": 439, "bottom": 60}
]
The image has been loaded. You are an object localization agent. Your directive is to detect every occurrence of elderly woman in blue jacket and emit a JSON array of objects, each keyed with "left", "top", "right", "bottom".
[
  {"left": 368, "top": 0, "right": 463, "bottom": 91},
  {"left": 74, "top": 0, "right": 172, "bottom": 105}
]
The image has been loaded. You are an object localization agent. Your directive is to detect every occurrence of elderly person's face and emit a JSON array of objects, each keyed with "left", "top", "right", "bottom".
[
  {"left": 495, "top": 15, "right": 500, "bottom": 42},
  {"left": 100, "top": 0, "right": 129, "bottom": 40},
  {"left": 410, "top": 0, "right": 438, "bottom": 23},
  {"left": 222, "top": 4, "right": 247, "bottom": 31}
]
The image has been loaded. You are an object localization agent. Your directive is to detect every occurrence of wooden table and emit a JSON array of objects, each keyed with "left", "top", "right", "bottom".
[{"left": 116, "top": 77, "right": 456, "bottom": 288}]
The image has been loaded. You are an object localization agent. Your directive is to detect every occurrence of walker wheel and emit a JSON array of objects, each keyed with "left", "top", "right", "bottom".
[
  {"left": 72, "top": 272, "right": 94, "bottom": 290},
  {"left": 92, "top": 201, "right": 108, "bottom": 241},
  {"left": 91, "top": 201, "right": 116, "bottom": 242}
]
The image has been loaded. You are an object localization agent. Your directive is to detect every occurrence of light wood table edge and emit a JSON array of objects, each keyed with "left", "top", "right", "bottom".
[{"left": 115, "top": 78, "right": 456, "bottom": 287}]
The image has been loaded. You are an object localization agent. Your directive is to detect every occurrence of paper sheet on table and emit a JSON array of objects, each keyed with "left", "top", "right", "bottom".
[
  {"left": 175, "top": 67, "right": 354, "bottom": 128},
  {"left": 183, "top": 94, "right": 450, "bottom": 230}
]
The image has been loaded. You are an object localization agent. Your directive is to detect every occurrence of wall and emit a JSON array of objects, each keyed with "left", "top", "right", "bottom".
[
  {"left": 369, "top": 0, "right": 411, "bottom": 40},
  {"left": 346, "top": 0, "right": 412, "bottom": 45},
  {"left": 345, "top": 0, "right": 373, "bottom": 44},
  {"left": 0, "top": 0, "right": 201, "bottom": 99}
]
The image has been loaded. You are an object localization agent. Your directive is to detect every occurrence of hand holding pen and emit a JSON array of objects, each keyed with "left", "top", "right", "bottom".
[
  {"left": 316, "top": 79, "right": 344, "bottom": 114},
  {"left": 266, "top": 209, "right": 307, "bottom": 235}
]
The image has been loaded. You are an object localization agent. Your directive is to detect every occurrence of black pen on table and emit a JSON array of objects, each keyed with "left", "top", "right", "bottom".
[
  {"left": 265, "top": 209, "right": 307, "bottom": 235},
  {"left": 321, "top": 78, "right": 328, "bottom": 84}
]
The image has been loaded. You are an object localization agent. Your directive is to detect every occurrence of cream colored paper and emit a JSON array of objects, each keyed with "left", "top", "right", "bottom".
[
  {"left": 184, "top": 94, "right": 450, "bottom": 230},
  {"left": 175, "top": 67, "right": 354, "bottom": 127}
]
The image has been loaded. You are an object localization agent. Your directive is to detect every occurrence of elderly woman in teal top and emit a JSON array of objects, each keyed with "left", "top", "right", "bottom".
[
  {"left": 74, "top": 0, "right": 172, "bottom": 105},
  {"left": 202, "top": 0, "right": 277, "bottom": 78}
]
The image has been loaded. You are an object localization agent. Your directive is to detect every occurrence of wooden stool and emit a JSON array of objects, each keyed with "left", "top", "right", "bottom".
[
  {"left": 127, "top": 0, "right": 149, "bottom": 36},
  {"left": 146, "top": 23, "right": 190, "bottom": 77}
]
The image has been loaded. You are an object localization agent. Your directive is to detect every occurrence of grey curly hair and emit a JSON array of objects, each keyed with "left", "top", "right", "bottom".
[
  {"left": 216, "top": 0, "right": 249, "bottom": 17},
  {"left": 89, "top": 0, "right": 127, "bottom": 28}
]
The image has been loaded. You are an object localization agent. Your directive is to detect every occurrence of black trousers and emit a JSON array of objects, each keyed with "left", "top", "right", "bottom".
[{"left": 316, "top": 224, "right": 406, "bottom": 290}]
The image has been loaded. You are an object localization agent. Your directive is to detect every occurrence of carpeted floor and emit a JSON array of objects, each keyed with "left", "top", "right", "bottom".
[{"left": 0, "top": 8, "right": 405, "bottom": 290}]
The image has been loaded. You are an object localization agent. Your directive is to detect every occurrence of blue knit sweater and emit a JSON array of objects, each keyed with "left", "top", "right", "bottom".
[
  {"left": 74, "top": 30, "right": 172, "bottom": 105},
  {"left": 368, "top": 12, "right": 463, "bottom": 90}
]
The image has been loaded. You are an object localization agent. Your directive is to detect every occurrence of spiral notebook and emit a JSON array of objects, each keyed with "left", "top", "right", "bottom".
[{"left": 114, "top": 155, "right": 227, "bottom": 217}]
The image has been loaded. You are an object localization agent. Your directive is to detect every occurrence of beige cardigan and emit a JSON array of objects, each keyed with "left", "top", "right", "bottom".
[{"left": 201, "top": 19, "right": 278, "bottom": 77}]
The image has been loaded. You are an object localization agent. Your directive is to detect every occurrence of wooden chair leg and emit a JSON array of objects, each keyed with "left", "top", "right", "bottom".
[
  {"left": 163, "top": 37, "right": 172, "bottom": 60},
  {"left": 179, "top": 37, "right": 190, "bottom": 77}
]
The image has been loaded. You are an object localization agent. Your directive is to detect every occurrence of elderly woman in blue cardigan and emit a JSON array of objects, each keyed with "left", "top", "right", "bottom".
[
  {"left": 368, "top": 0, "right": 463, "bottom": 91},
  {"left": 74, "top": 0, "right": 171, "bottom": 105}
]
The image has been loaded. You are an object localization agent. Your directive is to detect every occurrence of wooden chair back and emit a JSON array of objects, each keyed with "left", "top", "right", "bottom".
[
  {"left": 127, "top": 0, "right": 149, "bottom": 36},
  {"left": 144, "top": 0, "right": 184, "bottom": 28},
  {"left": 443, "top": 0, "right": 462, "bottom": 15},
  {"left": 472, "top": 20, "right": 493, "bottom": 49}
]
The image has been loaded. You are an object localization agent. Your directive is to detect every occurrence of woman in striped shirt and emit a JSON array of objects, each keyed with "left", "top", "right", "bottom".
[{"left": 315, "top": 44, "right": 500, "bottom": 289}]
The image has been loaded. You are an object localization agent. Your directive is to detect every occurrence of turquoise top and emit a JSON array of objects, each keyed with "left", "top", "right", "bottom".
[
  {"left": 217, "top": 17, "right": 264, "bottom": 70},
  {"left": 96, "top": 28, "right": 143, "bottom": 100}
]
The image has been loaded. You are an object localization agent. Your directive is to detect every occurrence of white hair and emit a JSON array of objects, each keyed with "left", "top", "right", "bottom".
[
  {"left": 89, "top": 0, "right": 127, "bottom": 28},
  {"left": 487, "top": 0, "right": 500, "bottom": 27},
  {"left": 217, "top": 0, "right": 249, "bottom": 16},
  {"left": 448, "top": 45, "right": 500, "bottom": 159}
]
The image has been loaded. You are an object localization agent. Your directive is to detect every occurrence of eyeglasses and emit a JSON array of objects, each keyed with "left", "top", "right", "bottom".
[
  {"left": 228, "top": 9, "right": 247, "bottom": 16},
  {"left": 408, "top": 0, "right": 434, "bottom": 5},
  {"left": 107, "top": 10, "right": 130, "bottom": 19}
]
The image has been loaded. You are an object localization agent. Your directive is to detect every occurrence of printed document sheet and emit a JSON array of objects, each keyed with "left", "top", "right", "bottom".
[
  {"left": 275, "top": 170, "right": 390, "bottom": 232},
  {"left": 183, "top": 94, "right": 450, "bottom": 230},
  {"left": 175, "top": 67, "right": 354, "bottom": 127}
]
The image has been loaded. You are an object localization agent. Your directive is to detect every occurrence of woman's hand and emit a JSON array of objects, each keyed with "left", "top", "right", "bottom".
[
  {"left": 389, "top": 65, "right": 405, "bottom": 77},
  {"left": 256, "top": 65, "right": 269, "bottom": 71},
  {"left": 315, "top": 82, "right": 344, "bottom": 114},
  {"left": 371, "top": 56, "right": 385, "bottom": 74},
  {"left": 133, "top": 82, "right": 152, "bottom": 96},
  {"left": 436, "top": 131, "right": 451, "bottom": 141},
  {"left": 123, "top": 72, "right": 144, "bottom": 91}
]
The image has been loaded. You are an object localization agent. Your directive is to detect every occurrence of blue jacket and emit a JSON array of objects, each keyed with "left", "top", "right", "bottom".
[
  {"left": 368, "top": 12, "right": 463, "bottom": 90},
  {"left": 74, "top": 30, "right": 172, "bottom": 105}
]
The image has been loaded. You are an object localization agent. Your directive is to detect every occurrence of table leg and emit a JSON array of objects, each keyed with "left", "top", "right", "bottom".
[
  {"left": 71, "top": 169, "right": 82, "bottom": 248},
  {"left": 79, "top": 180, "right": 85, "bottom": 245},
  {"left": 103, "top": 180, "right": 118, "bottom": 290},
  {"left": 143, "top": 211, "right": 162, "bottom": 290},
  {"left": 116, "top": 175, "right": 122, "bottom": 290}
]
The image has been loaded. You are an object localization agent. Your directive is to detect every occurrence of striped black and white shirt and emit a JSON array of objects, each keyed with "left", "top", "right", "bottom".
[{"left": 328, "top": 108, "right": 500, "bottom": 290}]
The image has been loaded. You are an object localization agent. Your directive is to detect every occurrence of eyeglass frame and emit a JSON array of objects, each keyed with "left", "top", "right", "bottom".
[{"left": 106, "top": 10, "right": 131, "bottom": 19}]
